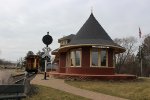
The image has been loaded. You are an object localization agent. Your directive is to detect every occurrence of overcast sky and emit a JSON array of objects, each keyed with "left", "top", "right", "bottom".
[{"left": 0, "top": 0, "right": 150, "bottom": 62}]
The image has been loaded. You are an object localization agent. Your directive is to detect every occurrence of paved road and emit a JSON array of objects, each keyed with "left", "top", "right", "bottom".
[{"left": 31, "top": 74, "right": 128, "bottom": 100}]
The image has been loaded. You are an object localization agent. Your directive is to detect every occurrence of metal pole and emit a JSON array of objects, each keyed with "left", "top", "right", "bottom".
[
  {"left": 51, "top": 62, "right": 52, "bottom": 72},
  {"left": 141, "top": 58, "right": 143, "bottom": 77},
  {"left": 140, "top": 46, "right": 143, "bottom": 76},
  {"left": 44, "top": 59, "right": 47, "bottom": 80},
  {"left": 50, "top": 56, "right": 52, "bottom": 72},
  {"left": 44, "top": 45, "right": 48, "bottom": 80},
  {"left": 42, "top": 31, "right": 53, "bottom": 79}
]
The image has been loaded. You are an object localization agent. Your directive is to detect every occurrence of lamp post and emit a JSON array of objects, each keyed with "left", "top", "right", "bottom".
[{"left": 42, "top": 32, "right": 53, "bottom": 80}]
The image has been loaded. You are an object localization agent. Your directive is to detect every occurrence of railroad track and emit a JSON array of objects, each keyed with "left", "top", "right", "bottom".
[
  {"left": 12, "top": 72, "right": 36, "bottom": 84},
  {"left": 0, "top": 72, "right": 36, "bottom": 99}
]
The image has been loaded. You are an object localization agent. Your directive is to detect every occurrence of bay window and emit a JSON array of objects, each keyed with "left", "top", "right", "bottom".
[
  {"left": 91, "top": 48, "right": 99, "bottom": 66},
  {"left": 91, "top": 48, "right": 108, "bottom": 67},
  {"left": 101, "top": 50, "right": 107, "bottom": 66},
  {"left": 70, "top": 49, "right": 81, "bottom": 67}
]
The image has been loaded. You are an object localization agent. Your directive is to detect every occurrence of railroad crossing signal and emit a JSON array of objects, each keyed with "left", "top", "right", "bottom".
[
  {"left": 42, "top": 32, "right": 53, "bottom": 46},
  {"left": 42, "top": 47, "right": 51, "bottom": 58},
  {"left": 42, "top": 32, "right": 53, "bottom": 80}
]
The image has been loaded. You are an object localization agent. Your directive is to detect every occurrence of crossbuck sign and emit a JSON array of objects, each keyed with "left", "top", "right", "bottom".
[{"left": 42, "top": 47, "right": 51, "bottom": 58}]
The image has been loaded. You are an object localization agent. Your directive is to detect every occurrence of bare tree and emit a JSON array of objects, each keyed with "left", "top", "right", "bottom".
[
  {"left": 114, "top": 36, "right": 137, "bottom": 73},
  {"left": 16, "top": 57, "right": 25, "bottom": 68},
  {"left": 139, "top": 34, "right": 150, "bottom": 76},
  {"left": 142, "top": 34, "right": 150, "bottom": 59}
]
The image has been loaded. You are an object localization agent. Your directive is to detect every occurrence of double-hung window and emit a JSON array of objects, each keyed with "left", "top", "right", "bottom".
[
  {"left": 70, "top": 49, "right": 81, "bottom": 67},
  {"left": 91, "top": 48, "right": 99, "bottom": 66},
  {"left": 91, "top": 48, "right": 108, "bottom": 67}
]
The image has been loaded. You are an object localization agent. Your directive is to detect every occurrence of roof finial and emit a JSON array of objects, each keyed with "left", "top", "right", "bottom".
[
  {"left": 91, "top": 6, "right": 93, "bottom": 14},
  {"left": 47, "top": 31, "right": 49, "bottom": 35}
]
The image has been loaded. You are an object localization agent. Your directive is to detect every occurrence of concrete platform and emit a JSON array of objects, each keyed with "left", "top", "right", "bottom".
[{"left": 48, "top": 71, "right": 137, "bottom": 80}]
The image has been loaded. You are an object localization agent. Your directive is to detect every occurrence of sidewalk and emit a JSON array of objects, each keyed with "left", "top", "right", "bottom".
[{"left": 31, "top": 74, "right": 128, "bottom": 100}]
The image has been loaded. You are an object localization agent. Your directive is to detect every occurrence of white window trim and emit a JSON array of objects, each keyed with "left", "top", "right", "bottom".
[
  {"left": 90, "top": 48, "right": 108, "bottom": 67},
  {"left": 70, "top": 48, "right": 82, "bottom": 67},
  {"left": 90, "top": 48, "right": 100, "bottom": 67},
  {"left": 66, "top": 51, "right": 70, "bottom": 67},
  {"left": 100, "top": 49, "right": 108, "bottom": 67}
]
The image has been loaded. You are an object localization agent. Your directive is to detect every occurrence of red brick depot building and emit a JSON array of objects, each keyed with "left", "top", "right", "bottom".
[{"left": 52, "top": 13, "right": 136, "bottom": 79}]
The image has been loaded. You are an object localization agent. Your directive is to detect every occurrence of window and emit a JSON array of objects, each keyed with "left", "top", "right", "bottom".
[
  {"left": 91, "top": 48, "right": 108, "bottom": 67},
  {"left": 113, "top": 52, "right": 115, "bottom": 67},
  {"left": 66, "top": 52, "right": 70, "bottom": 67},
  {"left": 101, "top": 50, "right": 107, "bottom": 66},
  {"left": 60, "top": 40, "right": 68, "bottom": 46},
  {"left": 75, "top": 51, "right": 81, "bottom": 66},
  {"left": 91, "top": 48, "right": 99, "bottom": 66},
  {"left": 70, "top": 49, "right": 81, "bottom": 67},
  {"left": 71, "top": 51, "right": 75, "bottom": 66}
]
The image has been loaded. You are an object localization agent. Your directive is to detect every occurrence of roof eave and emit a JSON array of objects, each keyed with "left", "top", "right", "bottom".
[{"left": 58, "top": 44, "right": 125, "bottom": 53}]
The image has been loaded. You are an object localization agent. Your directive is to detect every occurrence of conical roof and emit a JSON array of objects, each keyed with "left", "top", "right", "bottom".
[
  {"left": 69, "top": 13, "right": 116, "bottom": 46},
  {"left": 59, "top": 13, "right": 125, "bottom": 53}
]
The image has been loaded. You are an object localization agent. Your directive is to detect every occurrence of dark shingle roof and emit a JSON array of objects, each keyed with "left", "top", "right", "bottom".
[
  {"left": 68, "top": 13, "right": 120, "bottom": 48},
  {"left": 57, "top": 13, "right": 125, "bottom": 53},
  {"left": 51, "top": 48, "right": 59, "bottom": 55},
  {"left": 58, "top": 34, "right": 75, "bottom": 43}
]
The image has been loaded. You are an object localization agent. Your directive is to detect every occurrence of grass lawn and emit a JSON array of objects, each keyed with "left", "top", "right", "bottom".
[
  {"left": 23, "top": 85, "right": 90, "bottom": 100},
  {"left": 66, "top": 78, "right": 150, "bottom": 100}
]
